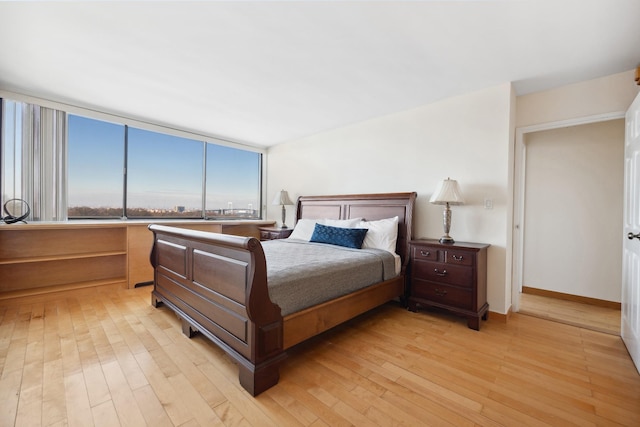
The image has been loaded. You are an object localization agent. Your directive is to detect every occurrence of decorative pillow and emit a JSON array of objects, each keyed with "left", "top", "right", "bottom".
[
  {"left": 309, "top": 223, "right": 368, "bottom": 249},
  {"left": 358, "top": 216, "right": 399, "bottom": 254},
  {"left": 288, "top": 217, "right": 362, "bottom": 241}
]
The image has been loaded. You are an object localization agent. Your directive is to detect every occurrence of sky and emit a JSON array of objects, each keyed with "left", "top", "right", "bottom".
[{"left": 67, "top": 114, "right": 260, "bottom": 211}]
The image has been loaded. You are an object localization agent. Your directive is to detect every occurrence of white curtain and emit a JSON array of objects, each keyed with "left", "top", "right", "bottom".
[{"left": 1, "top": 99, "right": 67, "bottom": 221}]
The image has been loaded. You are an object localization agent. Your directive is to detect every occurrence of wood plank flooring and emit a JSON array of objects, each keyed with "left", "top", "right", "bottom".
[
  {"left": 1, "top": 285, "right": 639, "bottom": 426},
  {"left": 519, "top": 293, "right": 621, "bottom": 336}
]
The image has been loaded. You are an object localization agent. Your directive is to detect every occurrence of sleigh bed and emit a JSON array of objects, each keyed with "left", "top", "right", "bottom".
[{"left": 149, "top": 192, "right": 416, "bottom": 395}]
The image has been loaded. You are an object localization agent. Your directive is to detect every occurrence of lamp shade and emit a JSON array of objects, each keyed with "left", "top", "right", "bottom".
[
  {"left": 272, "top": 190, "right": 294, "bottom": 206},
  {"left": 429, "top": 178, "right": 465, "bottom": 205}
]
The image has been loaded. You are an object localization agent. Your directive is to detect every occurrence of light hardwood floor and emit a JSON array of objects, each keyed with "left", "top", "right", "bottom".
[
  {"left": 1, "top": 285, "right": 639, "bottom": 426},
  {"left": 519, "top": 293, "right": 621, "bottom": 336}
]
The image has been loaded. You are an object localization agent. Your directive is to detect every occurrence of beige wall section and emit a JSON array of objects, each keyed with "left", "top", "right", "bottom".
[
  {"left": 267, "top": 83, "right": 514, "bottom": 314},
  {"left": 517, "top": 69, "right": 640, "bottom": 127},
  {"left": 514, "top": 68, "right": 638, "bottom": 309},
  {"left": 523, "top": 120, "right": 625, "bottom": 302},
  {"left": 266, "top": 70, "right": 638, "bottom": 316}
]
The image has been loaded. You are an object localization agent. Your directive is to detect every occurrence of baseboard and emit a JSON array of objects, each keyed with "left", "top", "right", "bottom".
[
  {"left": 522, "top": 286, "right": 621, "bottom": 310},
  {"left": 488, "top": 306, "right": 512, "bottom": 323}
]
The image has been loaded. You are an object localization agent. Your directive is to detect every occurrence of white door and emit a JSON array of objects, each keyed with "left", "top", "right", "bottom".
[{"left": 623, "top": 92, "right": 640, "bottom": 373}]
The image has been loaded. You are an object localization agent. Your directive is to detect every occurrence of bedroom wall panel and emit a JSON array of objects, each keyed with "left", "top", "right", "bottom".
[
  {"left": 516, "top": 69, "right": 640, "bottom": 128},
  {"left": 267, "top": 70, "right": 640, "bottom": 317},
  {"left": 267, "top": 83, "right": 513, "bottom": 314},
  {"left": 523, "top": 120, "right": 624, "bottom": 302},
  {"left": 515, "top": 69, "right": 638, "bottom": 306}
]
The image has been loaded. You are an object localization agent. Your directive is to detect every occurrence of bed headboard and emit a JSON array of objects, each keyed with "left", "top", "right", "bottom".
[{"left": 295, "top": 192, "right": 417, "bottom": 268}]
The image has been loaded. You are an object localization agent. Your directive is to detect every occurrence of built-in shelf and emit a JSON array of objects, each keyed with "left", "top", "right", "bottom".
[
  {"left": 0, "top": 219, "right": 274, "bottom": 299},
  {"left": 0, "top": 278, "right": 128, "bottom": 301},
  {"left": 0, "top": 251, "right": 127, "bottom": 265}
]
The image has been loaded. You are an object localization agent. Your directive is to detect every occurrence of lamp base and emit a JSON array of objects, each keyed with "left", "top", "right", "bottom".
[
  {"left": 439, "top": 203, "right": 455, "bottom": 244},
  {"left": 280, "top": 205, "right": 288, "bottom": 229}
]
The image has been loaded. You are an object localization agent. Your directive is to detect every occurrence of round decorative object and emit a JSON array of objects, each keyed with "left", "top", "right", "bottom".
[{"left": 3, "top": 199, "right": 30, "bottom": 224}]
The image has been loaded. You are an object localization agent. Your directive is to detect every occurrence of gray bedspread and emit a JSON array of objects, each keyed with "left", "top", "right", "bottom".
[{"left": 262, "top": 239, "right": 397, "bottom": 316}]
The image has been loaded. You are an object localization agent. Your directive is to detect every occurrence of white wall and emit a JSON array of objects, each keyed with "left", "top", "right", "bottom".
[
  {"left": 523, "top": 120, "right": 625, "bottom": 302},
  {"left": 267, "top": 83, "right": 514, "bottom": 314},
  {"left": 266, "top": 70, "right": 639, "bottom": 316},
  {"left": 514, "top": 69, "right": 639, "bottom": 306},
  {"left": 517, "top": 70, "right": 640, "bottom": 127}
]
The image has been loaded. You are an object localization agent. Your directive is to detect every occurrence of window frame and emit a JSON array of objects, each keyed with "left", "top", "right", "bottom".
[{"left": 1, "top": 92, "right": 267, "bottom": 222}]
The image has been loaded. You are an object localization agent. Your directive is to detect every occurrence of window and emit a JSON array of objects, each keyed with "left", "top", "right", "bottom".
[
  {"left": 126, "top": 127, "right": 204, "bottom": 218},
  {"left": 1, "top": 99, "right": 66, "bottom": 221},
  {"left": 2, "top": 101, "right": 264, "bottom": 221},
  {"left": 1, "top": 100, "right": 23, "bottom": 203},
  {"left": 67, "top": 115, "right": 125, "bottom": 218},
  {"left": 206, "top": 144, "right": 261, "bottom": 219},
  {"left": 61, "top": 111, "right": 263, "bottom": 220}
]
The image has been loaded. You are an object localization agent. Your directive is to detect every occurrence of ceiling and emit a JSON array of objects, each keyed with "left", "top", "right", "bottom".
[{"left": 1, "top": 1, "right": 639, "bottom": 148}]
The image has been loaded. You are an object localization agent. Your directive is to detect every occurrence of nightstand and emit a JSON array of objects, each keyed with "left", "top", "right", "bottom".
[
  {"left": 408, "top": 239, "right": 489, "bottom": 330},
  {"left": 259, "top": 226, "right": 293, "bottom": 241}
]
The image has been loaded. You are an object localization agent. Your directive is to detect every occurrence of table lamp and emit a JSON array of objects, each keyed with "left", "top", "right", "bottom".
[
  {"left": 272, "top": 190, "right": 294, "bottom": 228},
  {"left": 430, "top": 178, "right": 465, "bottom": 243}
]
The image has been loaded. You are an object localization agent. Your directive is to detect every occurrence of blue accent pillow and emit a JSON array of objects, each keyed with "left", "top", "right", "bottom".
[{"left": 309, "top": 223, "right": 368, "bottom": 249}]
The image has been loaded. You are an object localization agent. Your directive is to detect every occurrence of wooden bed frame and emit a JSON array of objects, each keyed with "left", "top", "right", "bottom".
[{"left": 149, "top": 192, "right": 416, "bottom": 395}]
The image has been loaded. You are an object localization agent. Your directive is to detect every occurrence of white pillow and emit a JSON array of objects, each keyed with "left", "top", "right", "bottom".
[
  {"left": 324, "top": 218, "right": 362, "bottom": 227},
  {"left": 287, "top": 218, "right": 317, "bottom": 241},
  {"left": 288, "top": 218, "right": 362, "bottom": 241},
  {"left": 358, "top": 216, "right": 399, "bottom": 254}
]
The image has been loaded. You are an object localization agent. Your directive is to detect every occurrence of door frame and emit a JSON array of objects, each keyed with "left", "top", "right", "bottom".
[{"left": 511, "top": 111, "right": 626, "bottom": 312}]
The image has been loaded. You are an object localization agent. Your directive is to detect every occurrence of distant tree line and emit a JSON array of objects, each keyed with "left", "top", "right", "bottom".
[
  {"left": 67, "top": 206, "right": 259, "bottom": 219},
  {"left": 67, "top": 206, "right": 202, "bottom": 218}
]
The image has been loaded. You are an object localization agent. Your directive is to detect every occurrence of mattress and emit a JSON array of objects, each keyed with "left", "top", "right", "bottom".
[{"left": 262, "top": 239, "right": 398, "bottom": 316}]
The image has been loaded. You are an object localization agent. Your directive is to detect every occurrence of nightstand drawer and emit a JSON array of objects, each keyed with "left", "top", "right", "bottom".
[
  {"left": 445, "top": 249, "right": 474, "bottom": 267},
  {"left": 411, "top": 279, "right": 472, "bottom": 310},
  {"left": 412, "top": 246, "right": 441, "bottom": 261},
  {"left": 412, "top": 260, "right": 473, "bottom": 288}
]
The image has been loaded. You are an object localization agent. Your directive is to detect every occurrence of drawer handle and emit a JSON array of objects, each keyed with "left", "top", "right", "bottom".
[
  {"left": 434, "top": 288, "right": 447, "bottom": 297},
  {"left": 452, "top": 254, "right": 464, "bottom": 262},
  {"left": 434, "top": 268, "right": 447, "bottom": 276},
  {"left": 420, "top": 250, "right": 430, "bottom": 257}
]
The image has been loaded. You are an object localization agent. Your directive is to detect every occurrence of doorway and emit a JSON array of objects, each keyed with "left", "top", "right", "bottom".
[{"left": 512, "top": 115, "right": 625, "bottom": 332}]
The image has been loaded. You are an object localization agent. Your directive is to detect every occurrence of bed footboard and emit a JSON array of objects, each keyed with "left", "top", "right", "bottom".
[{"left": 148, "top": 224, "right": 285, "bottom": 396}]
